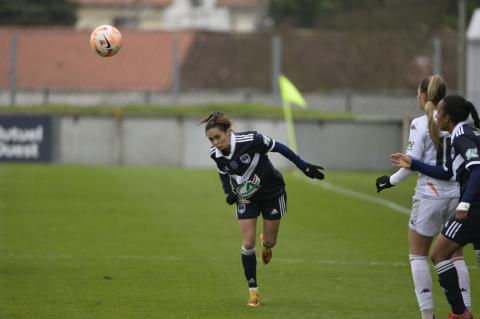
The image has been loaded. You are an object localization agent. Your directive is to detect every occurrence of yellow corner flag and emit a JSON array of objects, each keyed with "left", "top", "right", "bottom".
[
  {"left": 278, "top": 75, "right": 307, "bottom": 153},
  {"left": 279, "top": 75, "right": 307, "bottom": 109}
]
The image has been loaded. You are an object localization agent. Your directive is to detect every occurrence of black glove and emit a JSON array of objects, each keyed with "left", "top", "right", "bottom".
[
  {"left": 302, "top": 163, "right": 325, "bottom": 180},
  {"left": 225, "top": 191, "right": 238, "bottom": 205},
  {"left": 376, "top": 175, "right": 394, "bottom": 193}
]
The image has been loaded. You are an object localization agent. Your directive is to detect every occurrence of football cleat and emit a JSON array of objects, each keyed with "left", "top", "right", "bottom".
[
  {"left": 259, "top": 233, "right": 272, "bottom": 264},
  {"left": 262, "top": 246, "right": 272, "bottom": 264},
  {"left": 246, "top": 289, "right": 260, "bottom": 307},
  {"left": 448, "top": 308, "right": 473, "bottom": 319}
]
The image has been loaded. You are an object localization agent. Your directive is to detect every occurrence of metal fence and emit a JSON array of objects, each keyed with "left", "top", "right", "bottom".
[{"left": 0, "top": 27, "right": 455, "bottom": 115}]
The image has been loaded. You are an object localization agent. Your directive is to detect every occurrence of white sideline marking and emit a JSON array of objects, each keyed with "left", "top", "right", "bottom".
[
  {"left": 4, "top": 254, "right": 478, "bottom": 269},
  {"left": 2, "top": 253, "right": 407, "bottom": 267},
  {"left": 298, "top": 177, "right": 410, "bottom": 215}
]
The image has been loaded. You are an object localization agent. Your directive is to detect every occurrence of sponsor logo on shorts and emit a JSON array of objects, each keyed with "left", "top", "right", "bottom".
[{"left": 238, "top": 203, "right": 246, "bottom": 214}]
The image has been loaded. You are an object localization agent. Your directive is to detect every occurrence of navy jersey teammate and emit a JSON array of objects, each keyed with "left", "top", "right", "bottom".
[
  {"left": 201, "top": 112, "right": 324, "bottom": 307},
  {"left": 391, "top": 95, "right": 480, "bottom": 319}
]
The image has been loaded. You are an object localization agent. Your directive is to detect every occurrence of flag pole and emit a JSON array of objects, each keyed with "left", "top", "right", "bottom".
[{"left": 282, "top": 100, "right": 298, "bottom": 153}]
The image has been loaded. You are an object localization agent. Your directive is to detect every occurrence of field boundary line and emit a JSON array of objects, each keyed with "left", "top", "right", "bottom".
[
  {"left": 0, "top": 253, "right": 408, "bottom": 267},
  {"left": 3, "top": 254, "right": 478, "bottom": 270},
  {"left": 295, "top": 176, "right": 410, "bottom": 215}
]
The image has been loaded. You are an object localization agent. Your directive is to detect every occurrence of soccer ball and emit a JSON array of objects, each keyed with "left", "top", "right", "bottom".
[{"left": 89, "top": 25, "right": 123, "bottom": 57}]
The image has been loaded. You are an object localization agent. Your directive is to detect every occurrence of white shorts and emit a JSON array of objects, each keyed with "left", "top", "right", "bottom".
[{"left": 409, "top": 197, "right": 458, "bottom": 237}]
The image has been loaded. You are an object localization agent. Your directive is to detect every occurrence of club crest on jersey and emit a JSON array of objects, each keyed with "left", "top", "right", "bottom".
[
  {"left": 237, "top": 203, "right": 246, "bottom": 214},
  {"left": 240, "top": 154, "right": 251, "bottom": 164},
  {"left": 230, "top": 161, "right": 239, "bottom": 169},
  {"left": 465, "top": 148, "right": 479, "bottom": 160},
  {"left": 263, "top": 135, "right": 272, "bottom": 146}
]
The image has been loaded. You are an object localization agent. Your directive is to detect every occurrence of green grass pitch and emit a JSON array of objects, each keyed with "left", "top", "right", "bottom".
[{"left": 0, "top": 165, "right": 478, "bottom": 318}]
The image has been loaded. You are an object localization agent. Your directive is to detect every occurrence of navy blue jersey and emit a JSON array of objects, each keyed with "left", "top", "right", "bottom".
[
  {"left": 451, "top": 122, "right": 480, "bottom": 204},
  {"left": 209, "top": 131, "right": 285, "bottom": 200}
]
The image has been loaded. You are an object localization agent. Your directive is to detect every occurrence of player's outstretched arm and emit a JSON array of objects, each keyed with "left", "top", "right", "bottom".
[
  {"left": 390, "top": 152, "right": 452, "bottom": 180},
  {"left": 271, "top": 142, "right": 325, "bottom": 180}
]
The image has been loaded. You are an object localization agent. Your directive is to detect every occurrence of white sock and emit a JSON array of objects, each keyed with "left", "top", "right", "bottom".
[
  {"left": 452, "top": 257, "right": 471, "bottom": 308},
  {"left": 421, "top": 308, "right": 435, "bottom": 319},
  {"left": 409, "top": 255, "right": 434, "bottom": 312}
]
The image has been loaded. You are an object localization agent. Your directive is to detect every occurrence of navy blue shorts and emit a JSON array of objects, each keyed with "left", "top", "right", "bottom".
[
  {"left": 235, "top": 191, "right": 287, "bottom": 220},
  {"left": 441, "top": 205, "right": 480, "bottom": 247}
]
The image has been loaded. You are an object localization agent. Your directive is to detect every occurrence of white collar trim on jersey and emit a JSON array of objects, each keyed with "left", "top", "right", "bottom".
[
  {"left": 451, "top": 121, "right": 468, "bottom": 142},
  {"left": 215, "top": 132, "right": 236, "bottom": 159}
]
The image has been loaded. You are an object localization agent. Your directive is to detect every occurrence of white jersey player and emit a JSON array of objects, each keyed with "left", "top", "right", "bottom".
[{"left": 375, "top": 75, "right": 471, "bottom": 319}]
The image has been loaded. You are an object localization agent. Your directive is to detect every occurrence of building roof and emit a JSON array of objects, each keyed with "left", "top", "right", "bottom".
[
  {"left": 74, "top": 0, "right": 173, "bottom": 6},
  {"left": 0, "top": 28, "right": 194, "bottom": 90}
]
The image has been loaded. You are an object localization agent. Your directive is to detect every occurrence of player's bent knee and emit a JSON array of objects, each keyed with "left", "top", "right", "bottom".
[
  {"left": 430, "top": 250, "right": 448, "bottom": 264},
  {"left": 263, "top": 239, "right": 276, "bottom": 248}
]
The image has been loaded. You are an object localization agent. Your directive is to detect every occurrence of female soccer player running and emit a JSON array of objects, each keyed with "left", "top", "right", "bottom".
[
  {"left": 391, "top": 95, "right": 480, "bottom": 319},
  {"left": 375, "top": 75, "right": 471, "bottom": 319},
  {"left": 201, "top": 112, "right": 324, "bottom": 307}
]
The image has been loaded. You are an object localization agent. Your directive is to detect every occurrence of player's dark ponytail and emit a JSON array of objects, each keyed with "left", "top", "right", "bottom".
[
  {"left": 200, "top": 112, "right": 233, "bottom": 132},
  {"left": 466, "top": 101, "right": 480, "bottom": 128},
  {"left": 443, "top": 95, "right": 480, "bottom": 128}
]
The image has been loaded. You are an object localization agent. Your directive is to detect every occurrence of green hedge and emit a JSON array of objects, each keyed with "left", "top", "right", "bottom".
[{"left": 0, "top": 103, "right": 357, "bottom": 120}]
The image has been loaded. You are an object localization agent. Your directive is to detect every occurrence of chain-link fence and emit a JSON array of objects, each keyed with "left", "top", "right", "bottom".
[{"left": 0, "top": 27, "right": 457, "bottom": 116}]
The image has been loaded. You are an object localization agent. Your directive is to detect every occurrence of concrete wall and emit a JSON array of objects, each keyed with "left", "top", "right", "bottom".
[
  {"left": 467, "top": 9, "right": 480, "bottom": 107},
  {"left": 53, "top": 115, "right": 403, "bottom": 170}
]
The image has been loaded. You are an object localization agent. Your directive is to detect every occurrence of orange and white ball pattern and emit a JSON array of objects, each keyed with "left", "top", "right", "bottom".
[{"left": 89, "top": 25, "right": 123, "bottom": 57}]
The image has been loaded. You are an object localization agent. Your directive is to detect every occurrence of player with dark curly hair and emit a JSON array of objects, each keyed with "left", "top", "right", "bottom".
[{"left": 201, "top": 111, "right": 325, "bottom": 307}]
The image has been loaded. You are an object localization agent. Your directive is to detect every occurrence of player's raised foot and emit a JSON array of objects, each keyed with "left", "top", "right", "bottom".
[
  {"left": 246, "top": 288, "right": 260, "bottom": 307},
  {"left": 262, "top": 246, "right": 272, "bottom": 264},
  {"left": 259, "top": 233, "right": 272, "bottom": 264},
  {"left": 448, "top": 308, "right": 473, "bottom": 319}
]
